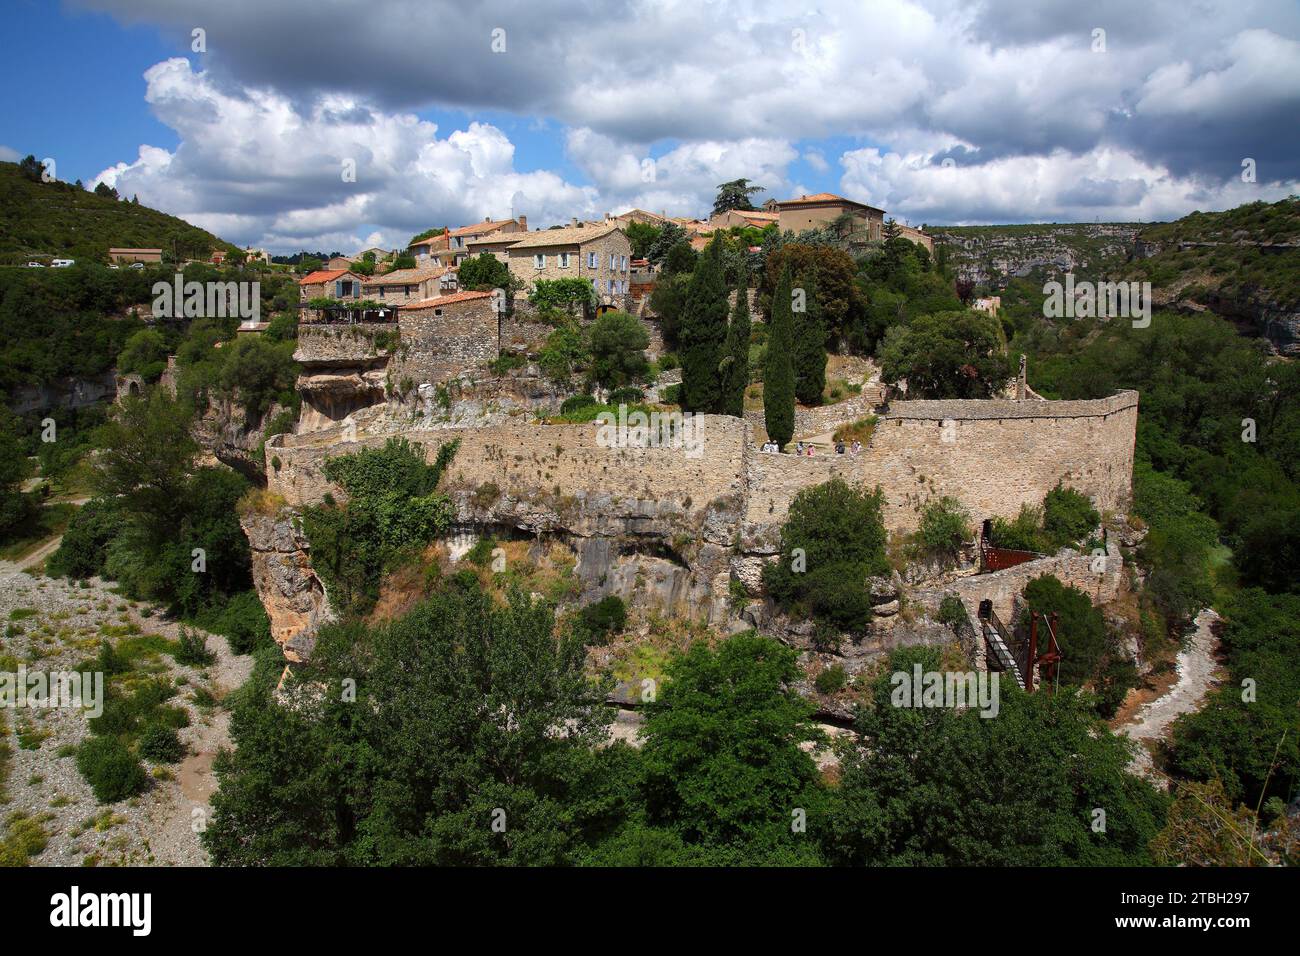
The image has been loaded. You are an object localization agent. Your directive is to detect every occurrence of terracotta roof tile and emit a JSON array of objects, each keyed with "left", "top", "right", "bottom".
[
  {"left": 403, "top": 290, "right": 494, "bottom": 309},
  {"left": 298, "top": 269, "right": 355, "bottom": 285}
]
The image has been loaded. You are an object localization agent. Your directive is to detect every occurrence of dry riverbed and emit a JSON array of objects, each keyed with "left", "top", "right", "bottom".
[{"left": 0, "top": 569, "right": 251, "bottom": 866}]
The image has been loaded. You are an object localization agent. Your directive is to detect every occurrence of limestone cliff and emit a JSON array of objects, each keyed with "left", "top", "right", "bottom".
[{"left": 240, "top": 510, "right": 333, "bottom": 662}]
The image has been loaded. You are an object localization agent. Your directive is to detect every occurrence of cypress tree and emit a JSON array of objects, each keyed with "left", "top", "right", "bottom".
[
  {"left": 764, "top": 266, "right": 796, "bottom": 450},
  {"left": 793, "top": 266, "right": 827, "bottom": 406},
  {"left": 678, "top": 235, "right": 730, "bottom": 413},
  {"left": 721, "top": 269, "right": 751, "bottom": 417}
]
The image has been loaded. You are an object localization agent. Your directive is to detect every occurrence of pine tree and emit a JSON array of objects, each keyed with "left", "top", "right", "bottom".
[
  {"left": 793, "top": 267, "right": 827, "bottom": 406},
  {"left": 764, "top": 266, "right": 796, "bottom": 449},
  {"left": 721, "top": 269, "right": 752, "bottom": 417},
  {"left": 679, "top": 236, "right": 730, "bottom": 413}
]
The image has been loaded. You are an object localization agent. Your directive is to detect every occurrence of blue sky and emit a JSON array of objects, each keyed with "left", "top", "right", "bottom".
[{"left": 7, "top": 0, "right": 1298, "bottom": 253}]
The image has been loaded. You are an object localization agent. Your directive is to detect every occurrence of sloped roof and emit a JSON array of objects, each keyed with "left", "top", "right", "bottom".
[
  {"left": 299, "top": 269, "right": 357, "bottom": 285},
  {"left": 506, "top": 223, "right": 622, "bottom": 249},
  {"left": 363, "top": 266, "right": 450, "bottom": 285},
  {"left": 776, "top": 192, "right": 885, "bottom": 213},
  {"left": 403, "top": 289, "right": 494, "bottom": 310},
  {"left": 449, "top": 218, "right": 521, "bottom": 238}
]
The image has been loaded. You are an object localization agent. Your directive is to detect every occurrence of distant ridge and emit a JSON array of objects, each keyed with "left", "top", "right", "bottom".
[{"left": 0, "top": 160, "right": 237, "bottom": 265}]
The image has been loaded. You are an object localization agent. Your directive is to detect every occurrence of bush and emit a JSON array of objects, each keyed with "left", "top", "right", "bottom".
[
  {"left": 76, "top": 736, "right": 148, "bottom": 803},
  {"left": 465, "top": 536, "right": 497, "bottom": 568},
  {"left": 989, "top": 504, "right": 1049, "bottom": 553},
  {"left": 560, "top": 394, "right": 598, "bottom": 414},
  {"left": 1043, "top": 484, "right": 1100, "bottom": 547},
  {"left": 578, "top": 595, "right": 626, "bottom": 645},
  {"left": 763, "top": 478, "right": 890, "bottom": 632},
  {"left": 174, "top": 627, "right": 216, "bottom": 667},
  {"left": 47, "top": 496, "right": 125, "bottom": 579},
  {"left": 608, "top": 386, "right": 644, "bottom": 405},
  {"left": 815, "top": 664, "right": 847, "bottom": 695},
  {"left": 138, "top": 724, "right": 185, "bottom": 764},
  {"left": 916, "top": 497, "right": 971, "bottom": 562},
  {"left": 1020, "top": 575, "right": 1108, "bottom": 687}
]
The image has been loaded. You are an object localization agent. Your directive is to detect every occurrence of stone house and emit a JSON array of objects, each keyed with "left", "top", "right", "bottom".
[
  {"left": 326, "top": 255, "right": 354, "bottom": 270},
  {"left": 775, "top": 192, "right": 886, "bottom": 240},
  {"left": 497, "top": 223, "right": 633, "bottom": 302},
  {"left": 896, "top": 223, "right": 935, "bottom": 253},
  {"left": 609, "top": 208, "right": 670, "bottom": 227},
  {"left": 408, "top": 232, "right": 450, "bottom": 265},
  {"left": 446, "top": 216, "right": 527, "bottom": 266},
  {"left": 707, "top": 209, "right": 780, "bottom": 231},
  {"left": 362, "top": 266, "right": 457, "bottom": 306},
  {"left": 299, "top": 268, "right": 367, "bottom": 302},
  {"left": 389, "top": 290, "right": 500, "bottom": 386}
]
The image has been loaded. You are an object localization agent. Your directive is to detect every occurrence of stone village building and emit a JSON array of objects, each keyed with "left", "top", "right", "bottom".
[{"left": 492, "top": 223, "right": 634, "bottom": 301}]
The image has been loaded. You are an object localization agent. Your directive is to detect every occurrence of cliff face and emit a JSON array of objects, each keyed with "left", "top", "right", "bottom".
[
  {"left": 193, "top": 397, "right": 290, "bottom": 483},
  {"left": 932, "top": 224, "right": 1142, "bottom": 284},
  {"left": 247, "top": 390, "right": 1139, "bottom": 664},
  {"left": 240, "top": 510, "right": 333, "bottom": 662}
]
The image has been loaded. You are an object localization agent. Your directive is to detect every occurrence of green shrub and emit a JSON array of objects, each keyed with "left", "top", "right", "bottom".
[
  {"left": 578, "top": 595, "right": 627, "bottom": 645},
  {"left": 916, "top": 497, "right": 971, "bottom": 562},
  {"left": 466, "top": 536, "right": 497, "bottom": 568},
  {"left": 76, "top": 737, "right": 148, "bottom": 803},
  {"left": 174, "top": 627, "right": 216, "bottom": 667},
  {"left": 763, "top": 478, "right": 890, "bottom": 632},
  {"left": 989, "top": 504, "right": 1049, "bottom": 553},
  {"left": 560, "top": 394, "right": 598, "bottom": 414},
  {"left": 138, "top": 724, "right": 185, "bottom": 764},
  {"left": 608, "top": 386, "right": 644, "bottom": 405},
  {"left": 815, "top": 664, "right": 847, "bottom": 695},
  {"left": 1042, "top": 484, "right": 1100, "bottom": 547}
]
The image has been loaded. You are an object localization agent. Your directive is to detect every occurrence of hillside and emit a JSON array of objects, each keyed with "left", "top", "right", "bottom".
[
  {"left": 1128, "top": 198, "right": 1300, "bottom": 353},
  {"left": 0, "top": 160, "right": 236, "bottom": 265},
  {"left": 931, "top": 222, "right": 1144, "bottom": 284},
  {"left": 934, "top": 197, "right": 1300, "bottom": 354}
]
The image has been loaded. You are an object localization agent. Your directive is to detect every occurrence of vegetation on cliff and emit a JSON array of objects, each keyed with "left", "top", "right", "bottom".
[{"left": 0, "top": 158, "right": 237, "bottom": 265}]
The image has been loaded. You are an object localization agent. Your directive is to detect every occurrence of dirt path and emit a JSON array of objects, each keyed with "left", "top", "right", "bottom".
[
  {"left": 1118, "top": 608, "right": 1222, "bottom": 781},
  {"left": 0, "top": 533, "right": 64, "bottom": 574}
]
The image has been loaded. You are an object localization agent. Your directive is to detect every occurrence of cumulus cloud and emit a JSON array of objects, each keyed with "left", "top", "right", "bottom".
[
  {"left": 75, "top": 0, "right": 1300, "bottom": 232},
  {"left": 94, "top": 59, "right": 598, "bottom": 251},
  {"left": 839, "top": 144, "right": 1296, "bottom": 225}
]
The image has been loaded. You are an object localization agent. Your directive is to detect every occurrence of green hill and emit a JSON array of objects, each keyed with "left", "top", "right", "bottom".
[
  {"left": 0, "top": 159, "right": 237, "bottom": 265},
  {"left": 1129, "top": 197, "right": 1300, "bottom": 311}
]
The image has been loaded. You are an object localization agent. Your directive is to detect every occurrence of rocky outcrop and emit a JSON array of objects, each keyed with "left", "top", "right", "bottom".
[
  {"left": 193, "top": 397, "right": 291, "bottom": 483},
  {"left": 932, "top": 224, "right": 1141, "bottom": 284},
  {"left": 241, "top": 510, "right": 333, "bottom": 662}
]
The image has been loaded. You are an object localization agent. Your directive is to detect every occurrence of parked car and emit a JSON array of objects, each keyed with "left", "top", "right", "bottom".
[
  {"left": 51, "top": 258, "right": 75, "bottom": 268},
  {"left": 26, "top": 261, "right": 45, "bottom": 268}
]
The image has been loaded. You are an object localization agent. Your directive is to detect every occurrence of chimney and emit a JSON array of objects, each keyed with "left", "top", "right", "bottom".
[
  {"left": 571, "top": 217, "right": 579, "bottom": 227},
  {"left": 485, "top": 216, "right": 492, "bottom": 223},
  {"left": 517, "top": 215, "right": 527, "bottom": 230}
]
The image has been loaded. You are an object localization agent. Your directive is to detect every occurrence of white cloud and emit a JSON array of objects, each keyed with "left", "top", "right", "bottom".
[
  {"left": 839, "top": 144, "right": 1297, "bottom": 225},
  {"left": 93, "top": 59, "right": 599, "bottom": 252}
]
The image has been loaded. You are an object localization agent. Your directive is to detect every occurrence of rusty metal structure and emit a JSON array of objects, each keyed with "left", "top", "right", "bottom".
[{"left": 976, "top": 599, "right": 1061, "bottom": 693}]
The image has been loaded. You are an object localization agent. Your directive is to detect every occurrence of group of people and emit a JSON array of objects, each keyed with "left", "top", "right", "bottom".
[{"left": 758, "top": 439, "right": 864, "bottom": 456}]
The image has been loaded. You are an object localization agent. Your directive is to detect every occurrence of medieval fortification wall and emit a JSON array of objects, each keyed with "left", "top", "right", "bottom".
[{"left": 267, "top": 390, "right": 1138, "bottom": 541}]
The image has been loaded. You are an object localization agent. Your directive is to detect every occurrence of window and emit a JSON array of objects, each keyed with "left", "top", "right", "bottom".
[
  {"left": 533, "top": 254, "right": 546, "bottom": 269},
  {"left": 559, "top": 252, "right": 571, "bottom": 268},
  {"left": 610, "top": 254, "right": 616, "bottom": 270},
  {"left": 621, "top": 255, "right": 628, "bottom": 271},
  {"left": 587, "top": 251, "right": 597, "bottom": 268}
]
